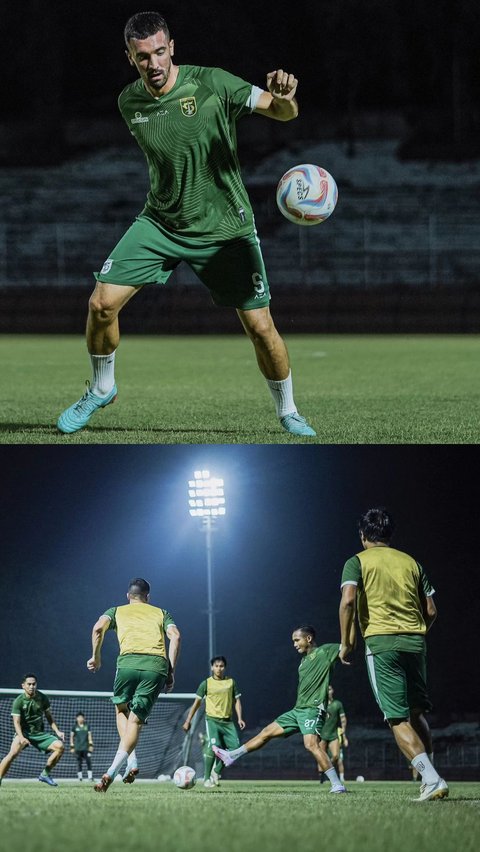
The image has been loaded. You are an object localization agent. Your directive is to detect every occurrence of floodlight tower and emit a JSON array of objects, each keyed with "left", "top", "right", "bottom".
[{"left": 188, "top": 470, "right": 226, "bottom": 663}]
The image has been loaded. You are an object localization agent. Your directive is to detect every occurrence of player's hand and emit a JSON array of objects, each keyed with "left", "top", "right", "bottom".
[
  {"left": 88, "top": 746, "right": 94, "bottom": 753},
  {"left": 343, "top": 736, "right": 349, "bottom": 747},
  {"left": 266, "top": 70, "right": 298, "bottom": 101},
  {"left": 165, "top": 671, "right": 174, "bottom": 693},
  {"left": 339, "top": 644, "right": 354, "bottom": 665},
  {"left": 87, "top": 657, "right": 100, "bottom": 672},
  {"left": 57, "top": 730, "right": 65, "bottom": 741},
  {"left": 182, "top": 720, "right": 191, "bottom": 733},
  {"left": 70, "top": 747, "right": 75, "bottom": 753},
  {"left": 18, "top": 735, "right": 30, "bottom": 747},
  {"left": 238, "top": 719, "right": 246, "bottom": 730}
]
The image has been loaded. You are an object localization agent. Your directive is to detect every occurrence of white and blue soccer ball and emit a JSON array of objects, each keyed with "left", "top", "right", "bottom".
[
  {"left": 173, "top": 765, "right": 196, "bottom": 789},
  {"left": 276, "top": 163, "right": 338, "bottom": 226}
]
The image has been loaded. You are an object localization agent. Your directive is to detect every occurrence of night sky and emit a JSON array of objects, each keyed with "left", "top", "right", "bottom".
[{"left": 1, "top": 445, "right": 477, "bottom": 727}]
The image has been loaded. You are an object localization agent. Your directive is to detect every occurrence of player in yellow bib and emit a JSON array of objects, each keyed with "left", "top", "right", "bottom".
[
  {"left": 57, "top": 10, "right": 315, "bottom": 439},
  {"left": 183, "top": 656, "right": 245, "bottom": 787},
  {"left": 339, "top": 507, "right": 448, "bottom": 802},
  {"left": 87, "top": 577, "right": 181, "bottom": 793}
]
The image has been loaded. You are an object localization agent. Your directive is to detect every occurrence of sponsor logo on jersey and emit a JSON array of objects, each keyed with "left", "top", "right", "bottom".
[
  {"left": 180, "top": 97, "right": 197, "bottom": 117},
  {"left": 131, "top": 111, "right": 149, "bottom": 124}
]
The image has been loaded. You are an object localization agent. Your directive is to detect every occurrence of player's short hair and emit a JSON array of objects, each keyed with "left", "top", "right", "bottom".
[
  {"left": 295, "top": 626, "right": 316, "bottom": 640},
  {"left": 128, "top": 577, "right": 151, "bottom": 599},
  {"left": 210, "top": 656, "right": 227, "bottom": 666},
  {"left": 22, "top": 673, "right": 37, "bottom": 683},
  {"left": 124, "top": 11, "right": 170, "bottom": 46},
  {"left": 76, "top": 712, "right": 85, "bottom": 718},
  {"left": 358, "top": 507, "right": 395, "bottom": 543}
]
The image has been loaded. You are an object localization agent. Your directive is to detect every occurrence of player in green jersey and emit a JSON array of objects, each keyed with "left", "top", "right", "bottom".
[
  {"left": 319, "top": 685, "right": 348, "bottom": 782},
  {"left": 182, "top": 655, "right": 245, "bottom": 787},
  {"left": 87, "top": 577, "right": 181, "bottom": 793},
  {"left": 339, "top": 507, "right": 448, "bottom": 802},
  {"left": 70, "top": 712, "right": 94, "bottom": 781},
  {"left": 57, "top": 10, "right": 316, "bottom": 439},
  {"left": 213, "top": 627, "right": 347, "bottom": 793},
  {"left": 0, "top": 674, "right": 65, "bottom": 787}
]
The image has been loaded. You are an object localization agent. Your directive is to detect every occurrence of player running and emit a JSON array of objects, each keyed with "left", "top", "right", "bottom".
[
  {"left": 70, "top": 712, "right": 94, "bottom": 781},
  {"left": 339, "top": 507, "right": 448, "bottom": 802},
  {"left": 182, "top": 655, "right": 245, "bottom": 787},
  {"left": 0, "top": 674, "right": 65, "bottom": 787},
  {"left": 319, "top": 685, "right": 348, "bottom": 783},
  {"left": 213, "top": 626, "right": 347, "bottom": 793},
  {"left": 57, "top": 10, "right": 315, "bottom": 440},
  {"left": 87, "top": 577, "right": 181, "bottom": 793}
]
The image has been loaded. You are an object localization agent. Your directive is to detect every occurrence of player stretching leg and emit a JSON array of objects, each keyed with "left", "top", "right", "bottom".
[
  {"left": 87, "top": 578, "right": 180, "bottom": 793},
  {"left": 0, "top": 674, "right": 65, "bottom": 788},
  {"left": 339, "top": 507, "right": 448, "bottom": 802},
  {"left": 213, "top": 627, "right": 347, "bottom": 793},
  {"left": 57, "top": 11, "right": 315, "bottom": 439}
]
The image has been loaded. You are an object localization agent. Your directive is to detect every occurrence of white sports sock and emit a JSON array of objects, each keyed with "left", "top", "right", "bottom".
[
  {"left": 90, "top": 352, "right": 116, "bottom": 397},
  {"left": 228, "top": 745, "right": 247, "bottom": 762},
  {"left": 77, "top": 772, "right": 82, "bottom": 780},
  {"left": 126, "top": 749, "right": 138, "bottom": 772},
  {"left": 87, "top": 770, "right": 93, "bottom": 780},
  {"left": 411, "top": 752, "right": 440, "bottom": 785},
  {"left": 106, "top": 748, "right": 128, "bottom": 779},
  {"left": 325, "top": 767, "right": 342, "bottom": 788},
  {"left": 266, "top": 371, "right": 297, "bottom": 418}
]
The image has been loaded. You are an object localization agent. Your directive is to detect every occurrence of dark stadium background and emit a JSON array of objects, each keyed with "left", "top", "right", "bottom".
[{"left": 2, "top": 0, "right": 480, "bottom": 332}]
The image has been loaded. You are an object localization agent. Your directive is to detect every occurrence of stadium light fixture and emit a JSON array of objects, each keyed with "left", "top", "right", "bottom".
[{"left": 188, "top": 470, "right": 226, "bottom": 663}]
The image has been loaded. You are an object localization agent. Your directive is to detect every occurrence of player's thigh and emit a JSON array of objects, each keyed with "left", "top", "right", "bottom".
[
  {"left": 8, "top": 735, "right": 28, "bottom": 756},
  {"left": 189, "top": 233, "right": 271, "bottom": 310},
  {"left": 366, "top": 650, "right": 410, "bottom": 721},
  {"left": 130, "top": 670, "right": 167, "bottom": 723},
  {"left": 328, "top": 738, "right": 340, "bottom": 760},
  {"left": 220, "top": 722, "right": 240, "bottom": 751},
  {"left": 112, "top": 667, "right": 139, "bottom": 709},
  {"left": 402, "top": 651, "right": 433, "bottom": 713},
  {"left": 89, "top": 281, "right": 141, "bottom": 315},
  {"left": 94, "top": 215, "right": 180, "bottom": 289}
]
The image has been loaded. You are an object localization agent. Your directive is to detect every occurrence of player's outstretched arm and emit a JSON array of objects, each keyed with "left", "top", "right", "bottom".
[
  {"left": 182, "top": 697, "right": 202, "bottom": 732},
  {"left": 87, "top": 614, "right": 111, "bottom": 671},
  {"left": 339, "top": 584, "right": 357, "bottom": 665},
  {"left": 165, "top": 624, "right": 181, "bottom": 692},
  {"left": 254, "top": 69, "right": 299, "bottom": 121},
  {"left": 45, "top": 709, "right": 64, "bottom": 741}
]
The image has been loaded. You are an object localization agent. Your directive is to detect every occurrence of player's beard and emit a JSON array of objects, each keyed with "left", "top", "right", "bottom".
[{"left": 147, "top": 60, "right": 171, "bottom": 92}]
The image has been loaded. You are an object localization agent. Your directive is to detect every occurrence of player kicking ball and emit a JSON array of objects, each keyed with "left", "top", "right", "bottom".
[
  {"left": 57, "top": 10, "right": 316, "bottom": 439},
  {"left": 213, "top": 626, "right": 347, "bottom": 793}
]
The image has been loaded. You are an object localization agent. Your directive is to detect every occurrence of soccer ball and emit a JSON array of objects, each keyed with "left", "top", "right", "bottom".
[
  {"left": 356, "top": 775, "right": 365, "bottom": 783},
  {"left": 173, "top": 765, "right": 196, "bottom": 789},
  {"left": 276, "top": 164, "right": 338, "bottom": 226}
]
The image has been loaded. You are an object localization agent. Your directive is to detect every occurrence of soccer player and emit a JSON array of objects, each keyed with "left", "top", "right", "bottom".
[
  {"left": 87, "top": 577, "right": 180, "bottom": 793},
  {"left": 213, "top": 627, "right": 347, "bottom": 793},
  {"left": 182, "top": 655, "right": 245, "bottom": 788},
  {"left": 339, "top": 507, "right": 448, "bottom": 802},
  {"left": 319, "top": 685, "right": 348, "bottom": 782},
  {"left": 70, "top": 712, "right": 94, "bottom": 781},
  {"left": 0, "top": 674, "right": 65, "bottom": 787},
  {"left": 57, "top": 10, "right": 316, "bottom": 439}
]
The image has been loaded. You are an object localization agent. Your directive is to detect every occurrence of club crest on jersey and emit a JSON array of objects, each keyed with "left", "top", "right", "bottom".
[{"left": 180, "top": 97, "right": 197, "bottom": 117}]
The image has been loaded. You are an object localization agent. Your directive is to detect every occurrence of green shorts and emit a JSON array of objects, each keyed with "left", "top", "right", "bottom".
[
  {"left": 275, "top": 706, "right": 326, "bottom": 738},
  {"left": 204, "top": 717, "right": 240, "bottom": 754},
  {"left": 21, "top": 731, "right": 59, "bottom": 752},
  {"left": 95, "top": 213, "right": 271, "bottom": 311},
  {"left": 112, "top": 666, "right": 167, "bottom": 723},
  {"left": 366, "top": 648, "right": 432, "bottom": 722}
]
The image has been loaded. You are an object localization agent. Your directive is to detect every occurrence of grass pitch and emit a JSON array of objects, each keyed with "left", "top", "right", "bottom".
[
  {"left": 0, "top": 780, "right": 478, "bottom": 852},
  {"left": 1, "top": 334, "right": 479, "bottom": 444}
]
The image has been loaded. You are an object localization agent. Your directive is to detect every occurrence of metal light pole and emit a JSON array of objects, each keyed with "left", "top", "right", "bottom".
[{"left": 188, "top": 470, "right": 226, "bottom": 664}]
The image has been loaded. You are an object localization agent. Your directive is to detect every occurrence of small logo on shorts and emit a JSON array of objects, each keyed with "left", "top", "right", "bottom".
[
  {"left": 180, "top": 97, "right": 197, "bottom": 117},
  {"left": 101, "top": 259, "right": 113, "bottom": 275},
  {"left": 252, "top": 272, "right": 266, "bottom": 298},
  {"left": 131, "top": 111, "right": 149, "bottom": 124}
]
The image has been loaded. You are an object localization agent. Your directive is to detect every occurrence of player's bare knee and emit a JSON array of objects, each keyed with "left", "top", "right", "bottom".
[{"left": 88, "top": 294, "right": 119, "bottom": 325}]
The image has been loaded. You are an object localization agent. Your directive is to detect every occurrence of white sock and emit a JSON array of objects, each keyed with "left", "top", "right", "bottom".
[
  {"left": 228, "top": 745, "right": 247, "bottom": 762},
  {"left": 90, "top": 352, "right": 116, "bottom": 397},
  {"left": 77, "top": 772, "right": 82, "bottom": 780},
  {"left": 266, "top": 371, "right": 297, "bottom": 418},
  {"left": 87, "top": 770, "right": 92, "bottom": 780},
  {"left": 325, "top": 767, "right": 342, "bottom": 788},
  {"left": 411, "top": 752, "right": 440, "bottom": 785},
  {"left": 126, "top": 750, "right": 138, "bottom": 772},
  {"left": 107, "top": 748, "right": 128, "bottom": 779},
  {"left": 340, "top": 772, "right": 345, "bottom": 782}
]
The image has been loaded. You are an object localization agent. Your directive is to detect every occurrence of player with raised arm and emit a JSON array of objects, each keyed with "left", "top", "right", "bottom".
[
  {"left": 87, "top": 577, "right": 181, "bottom": 793},
  {"left": 0, "top": 674, "right": 65, "bottom": 787},
  {"left": 70, "top": 712, "right": 94, "bottom": 781},
  {"left": 213, "top": 627, "right": 348, "bottom": 793},
  {"left": 57, "top": 10, "right": 315, "bottom": 440},
  {"left": 182, "top": 655, "right": 245, "bottom": 787},
  {"left": 339, "top": 507, "right": 448, "bottom": 802}
]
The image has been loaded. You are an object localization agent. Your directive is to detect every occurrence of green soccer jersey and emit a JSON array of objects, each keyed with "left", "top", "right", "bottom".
[
  {"left": 11, "top": 690, "right": 50, "bottom": 735},
  {"left": 295, "top": 644, "right": 340, "bottom": 710},
  {"left": 321, "top": 698, "right": 345, "bottom": 740},
  {"left": 118, "top": 65, "right": 260, "bottom": 240},
  {"left": 71, "top": 723, "right": 90, "bottom": 751}
]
